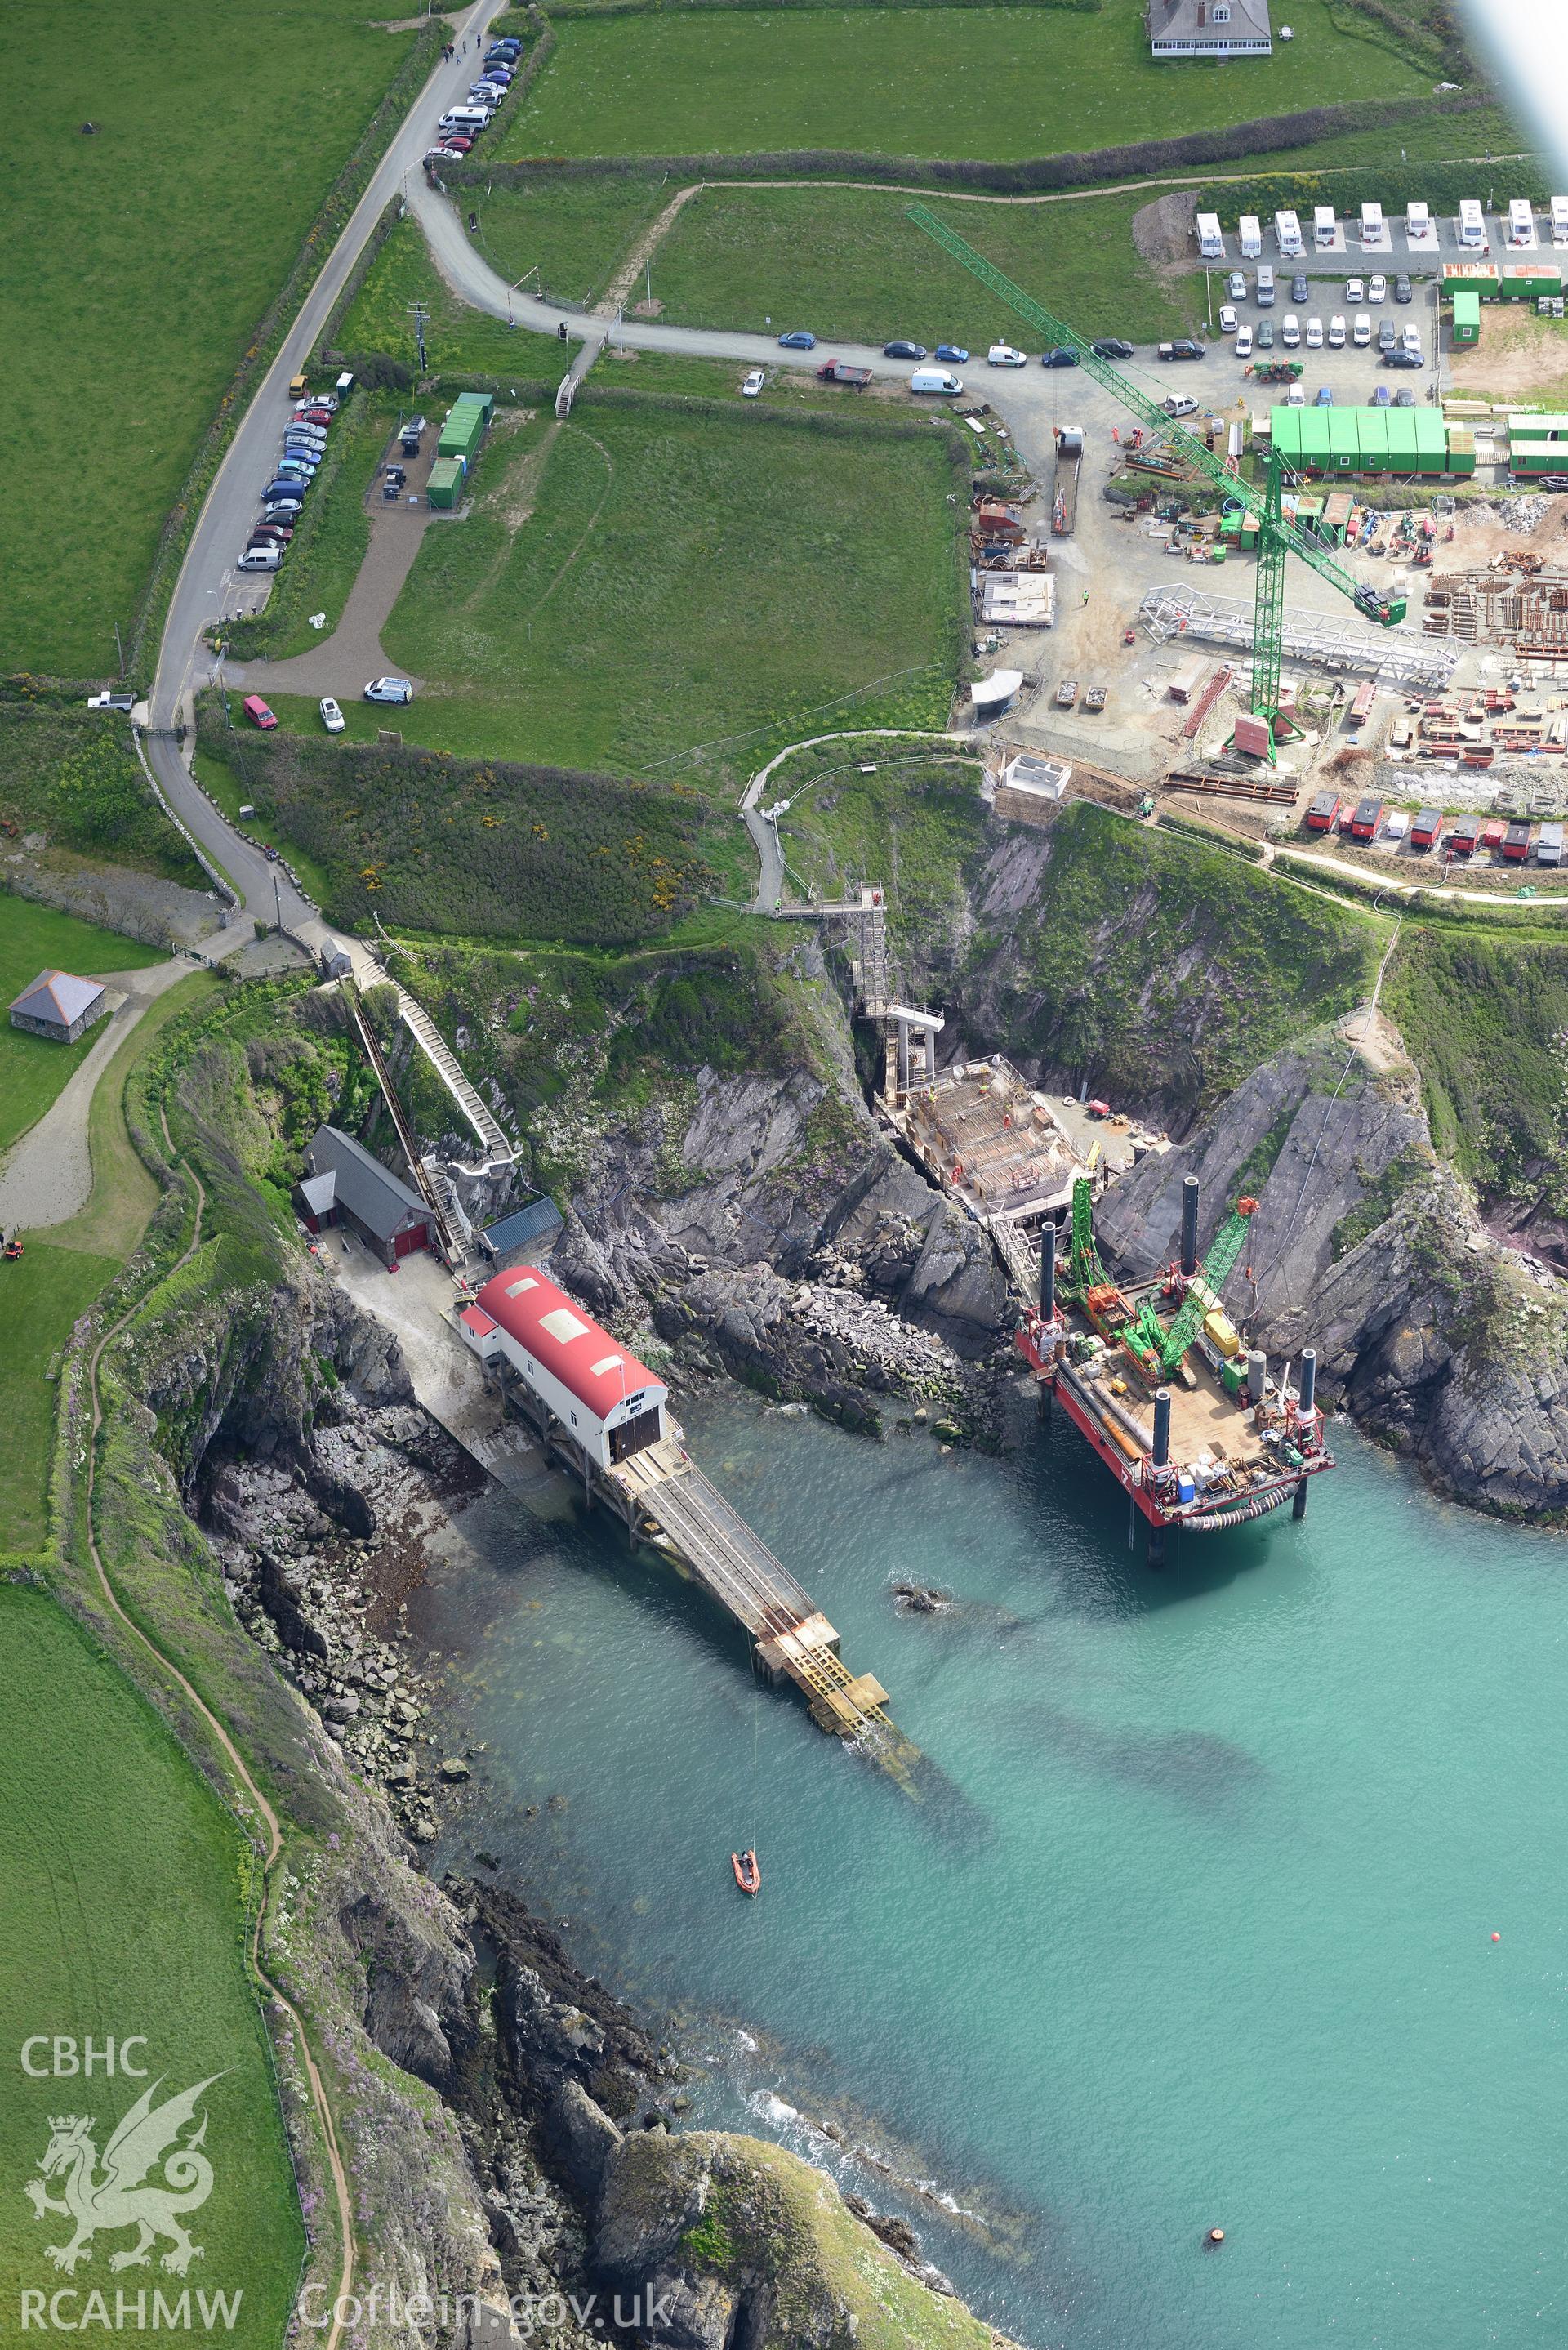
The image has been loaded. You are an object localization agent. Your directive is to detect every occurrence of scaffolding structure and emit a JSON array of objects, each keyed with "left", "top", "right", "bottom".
[{"left": 1139, "top": 585, "right": 1462, "bottom": 690}]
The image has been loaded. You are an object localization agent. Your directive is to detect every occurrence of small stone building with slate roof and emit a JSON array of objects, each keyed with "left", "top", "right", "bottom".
[
  {"left": 296, "top": 1125, "right": 433, "bottom": 1268},
  {"left": 9, "top": 970, "right": 109, "bottom": 1045},
  {"left": 1148, "top": 0, "right": 1272, "bottom": 56}
]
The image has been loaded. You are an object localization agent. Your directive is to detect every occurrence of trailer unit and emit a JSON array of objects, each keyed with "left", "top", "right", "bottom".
[
  {"left": 1275, "top": 209, "right": 1303, "bottom": 257},
  {"left": 1196, "top": 211, "right": 1225, "bottom": 259},
  {"left": 1238, "top": 214, "right": 1263, "bottom": 259},
  {"left": 1459, "top": 198, "right": 1486, "bottom": 248}
]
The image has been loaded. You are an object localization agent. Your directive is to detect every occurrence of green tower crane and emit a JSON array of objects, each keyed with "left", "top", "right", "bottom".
[{"left": 906, "top": 204, "right": 1407, "bottom": 761}]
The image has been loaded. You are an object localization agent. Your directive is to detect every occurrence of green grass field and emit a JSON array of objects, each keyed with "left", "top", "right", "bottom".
[
  {"left": 501, "top": 0, "right": 1428, "bottom": 163},
  {"left": 360, "top": 401, "right": 963, "bottom": 774},
  {"left": 0, "top": 899, "right": 164, "bottom": 1159},
  {"left": 0, "top": 1585, "right": 301, "bottom": 2334},
  {"left": 1, "top": 0, "right": 420, "bottom": 676},
  {"left": 336, "top": 216, "right": 568, "bottom": 387},
  {"left": 655, "top": 182, "right": 1196, "bottom": 346},
  {"left": 470, "top": 174, "right": 676, "bottom": 309},
  {"left": 0, "top": 1246, "right": 119, "bottom": 1553}
]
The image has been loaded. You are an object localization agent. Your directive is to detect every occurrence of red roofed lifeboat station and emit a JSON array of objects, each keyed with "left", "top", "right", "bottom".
[{"left": 466, "top": 1266, "right": 667, "bottom": 1468}]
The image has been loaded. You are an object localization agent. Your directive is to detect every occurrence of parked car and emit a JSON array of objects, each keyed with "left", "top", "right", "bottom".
[
  {"left": 1392, "top": 386, "right": 1417, "bottom": 404},
  {"left": 1236, "top": 324, "right": 1254, "bottom": 358},
  {"left": 987, "top": 343, "right": 1027, "bottom": 366},
  {"left": 910, "top": 368, "right": 962, "bottom": 395},
  {"left": 243, "top": 696, "right": 278, "bottom": 729},
  {"left": 364, "top": 677, "right": 413, "bottom": 705},
  {"left": 1306, "top": 316, "right": 1324, "bottom": 348},
  {"left": 1218, "top": 303, "right": 1238, "bottom": 334},
  {"left": 742, "top": 368, "right": 764, "bottom": 396},
  {"left": 320, "top": 698, "right": 345, "bottom": 734},
  {"left": 1090, "top": 337, "right": 1134, "bottom": 359},
  {"left": 1160, "top": 338, "right": 1205, "bottom": 359},
  {"left": 1315, "top": 385, "right": 1334, "bottom": 405},
  {"left": 441, "top": 135, "right": 474, "bottom": 153},
  {"left": 1401, "top": 324, "right": 1423, "bottom": 354},
  {"left": 1379, "top": 319, "right": 1398, "bottom": 354},
  {"left": 1368, "top": 273, "right": 1388, "bottom": 302},
  {"left": 261, "top": 493, "right": 304, "bottom": 515},
  {"left": 1257, "top": 320, "right": 1275, "bottom": 349},
  {"left": 263, "top": 479, "right": 306, "bottom": 502},
  {"left": 1393, "top": 273, "right": 1413, "bottom": 303},
  {"left": 1353, "top": 312, "right": 1372, "bottom": 346},
  {"left": 1227, "top": 270, "right": 1246, "bottom": 301},
  {"left": 1291, "top": 271, "right": 1309, "bottom": 304},
  {"left": 777, "top": 329, "right": 816, "bottom": 349},
  {"left": 1346, "top": 276, "right": 1365, "bottom": 305},
  {"left": 284, "top": 434, "right": 327, "bottom": 455},
  {"left": 251, "top": 522, "right": 293, "bottom": 543},
  {"left": 293, "top": 408, "right": 332, "bottom": 429},
  {"left": 1370, "top": 383, "right": 1392, "bottom": 407},
  {"left": 1162, "top": 393, "right": 1200, "bottom": 417},
  {"left": 935, "top": 344, "right": 969, "bottom": 363},
  {"left": 1327, "top": 314, "right": 1346, "bottom": 347},
  {"left": 884, "top": 340, "right": 927, "bottom": 359},
  {"left": 1281, "top": 313, "right": 1301, "bottom": 347},
  {"left": 1041, "top": 346, "right": 1078, "bottom": 367},
  {"left": 1285, "top": 384, "right": 1306, "bottom": 406},
  {"left": 237, "top": 544, "right": 282, "bottom": 572},
  {"left": 1386, "top": 347, "right": 1424, "bottom": 368}
]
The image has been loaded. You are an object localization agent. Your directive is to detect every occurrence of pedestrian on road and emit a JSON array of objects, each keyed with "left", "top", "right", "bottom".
[{"left": 1082, "top": 589, "right": 1089, "bottom": 608}]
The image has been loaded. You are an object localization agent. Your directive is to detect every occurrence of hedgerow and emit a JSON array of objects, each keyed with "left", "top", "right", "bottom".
[{"left": 0, "top": 703, "right": 204, "bottom": 883}]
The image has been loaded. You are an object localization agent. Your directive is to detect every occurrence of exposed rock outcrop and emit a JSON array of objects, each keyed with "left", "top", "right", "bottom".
[{"left": 1097, "top": 1018, "right": 1568, "bottom": 1517}]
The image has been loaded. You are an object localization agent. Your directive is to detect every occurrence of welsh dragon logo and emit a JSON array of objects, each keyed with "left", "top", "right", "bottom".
[{"left": 24, "top": 2076, "right": 221, "bottom": 2276}]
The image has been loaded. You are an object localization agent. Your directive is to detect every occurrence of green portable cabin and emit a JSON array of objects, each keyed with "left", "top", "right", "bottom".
[
  {"left": 1414, "top": 409, "right": 1448, "bottom": 475},
  {"left": 438, "top": 408, "right": 485, "bottom": 464},
  {"left": 1446, "top": 429, "right": 1477, "bottom": 478},
  {"left": 449, "top": 390, "right": 494, "bottom": 430},
  {"left": 1270, "top": 404, "right": 1303, "bottom": 462},
  {"left": 1442, "top": 261, "right": 1498, "bottom": 300},
  {"left": 1238, "top": 511, "right": 1261, "bottom": 548},
  {"left": 1384, "top": 408, "right": 1420, "bottom": 473},
  {"left": 1506, "top": 412, "right": 1568, "bottom": 442},
  {"left": 1499, "top": 267, "right": 1562, "bottom": 303},
  {"left": 1320, "top": 490, "right": 1355, "bottom": 544},
  {"left": 1298, "top": 408, "right": 1333, "bottom": 472},
  {"left": 1326, "top": 411, "right": 1361, "bottom": 472},
  {"left": 1356, "top": 410, "right": 1389, "bottom": 473},
  {"left": 427, "top": 457, "right": 463, "bottom": 510},
  {"left": 1511, "top": 434, "right": 1568, "bottom": 475},
  {"left": 1452, "top": 289, "right": 1481, "bottom": 346}
]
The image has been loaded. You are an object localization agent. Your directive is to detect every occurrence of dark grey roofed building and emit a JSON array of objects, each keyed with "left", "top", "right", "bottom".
[
  {"left": 1148, "top": 0, "right": 1272, "bottom": 55},
  {"left": 297, "top": 1125, "right": 432, "bottom": 1267},
  {"left": 9, "top": 969, "right": 109, "bottom": 1045}
]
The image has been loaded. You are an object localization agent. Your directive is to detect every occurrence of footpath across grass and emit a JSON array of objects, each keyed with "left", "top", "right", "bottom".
[
  {"left": 654, "top": 182, "right": 1197, "bottom": 347},
  {"left": 0, "top": 899, "right": 166, "bottom": 1158},
  {"left": 0, "top": 0, "right": 421, "bottom": 677},
  {"left": 368, "top": 400, "right": 964, "bottom": 774},
  {"left": 501, "top": 0, "right": 1428, "bottom": 165},
  {"left": 0, "top": 1585, "right": 302, "bottom": 2339}
]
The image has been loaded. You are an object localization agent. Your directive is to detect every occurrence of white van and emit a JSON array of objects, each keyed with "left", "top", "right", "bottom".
[
  {"left": 1353, "top": 311, "right": 1372, "bottom": 346},
  {"left": 910, "top": 368, "right": 963, "bottom": 395},
  {"left": 1328, "top": 313, "right": 1347, "bottom": 348},
  {"left": 1276, "top": 208, "right": 1303, "bottom": 258},
  {"left": 1509, "top": 198, "right": 1535, "bottom": 246},
  {"left": 440, "top": 105, "right": 492, "bottom": 133},
  {"left": 1459, "top": 198, "right": 1486, "bottom": 248},
  {"left": 1281, "top": 313, "right": 1301, "bottom": 348},
  {"left": 1256, "top": 264, "right": 1276, "bottom": 307},
  {"left": 1239, "top": 214, "right": 1263, "bottom": 260},
  {"left": 237, "top": 544, "right": 282, "bottom": 572},
  {"left": 1196, "top": 211, "right": 1224, "bottom": 260},
  {"left": 1314, "top": 205, "right": 1337, "bottom": 249},
  {"left": 987, "top": 344, "right": 1027, "bottom": 367},
  {"left": 1235, "top": 324, "right": 1254, "bottom": 359},
  {"left": 1306, "top": 316, "right": 1325, "bottom": 349},
  {"left": 1406, "top": 200, "right": 1431, "bottom": 241}
]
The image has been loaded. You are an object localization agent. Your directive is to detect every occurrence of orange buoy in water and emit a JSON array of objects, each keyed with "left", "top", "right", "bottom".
[
  {"left": 1491, "top": 1932, "right": 1501, "bottom": 1942},
  {"left": 1204, "top": 2228, "right": 1225, "bottom": 2250}
]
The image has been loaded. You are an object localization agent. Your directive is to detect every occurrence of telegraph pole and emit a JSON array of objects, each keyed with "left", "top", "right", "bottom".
[
  {"left": 113, "top": 621, "right": 125, "bottom": 678},
  {"left": 408, "top": 301, "right": 430, "bottom": 373}
]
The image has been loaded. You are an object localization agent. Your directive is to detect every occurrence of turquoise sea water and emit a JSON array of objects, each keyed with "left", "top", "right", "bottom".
[{"left": 414, "top": 1390, "right": 1567, "bottom": 2348}]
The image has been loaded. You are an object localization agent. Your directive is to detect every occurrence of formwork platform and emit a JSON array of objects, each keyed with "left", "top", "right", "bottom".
[{"left": 903, "top": 1061, "right": 1088, "bottom": 1224}]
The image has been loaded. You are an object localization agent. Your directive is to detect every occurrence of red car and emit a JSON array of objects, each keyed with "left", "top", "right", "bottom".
[
  {"left": 242, "top": 695, "right": 278, "bottom": 731},
  {"left": 293, "top": 407, "right": 332, "bottom": 428},
  {"left": 442, "top": 134, "right": 474, "bottom": 153}
]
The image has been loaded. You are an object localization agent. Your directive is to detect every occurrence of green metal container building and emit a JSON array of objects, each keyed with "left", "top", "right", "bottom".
[
  {"left": 1299, "top": 409, "right": 1333, "bottom": 470},
  {"left": 1327, "top": 411, "right": 1361, "bottom": 471},
  {"left": 427, "top": 457, "right": 463, "bottom": 510},
  {"left": 438, "top": 408, "right": 485, "bottom": 463},
  {"left": 1452, "top": 289, "right": 1481, "bottom": 346},
  {"left": 1357, "top": 409, "right": 1389, "bottom": 472},
  {"left": 1507, "top": 413, "right": 1568, "bottom": 441},
  {"left": 1447, "top": 430, "right": 1477, "bottom": 478},
  {"left": 1270, "top": 406, "right": 1302, "bottom": 462},
  {"left": 1499, "top": 267, "right": 1562, "bottom": 303},
  {"left": 1414, "top": 410, "right": 1448, "bottom": 473}
]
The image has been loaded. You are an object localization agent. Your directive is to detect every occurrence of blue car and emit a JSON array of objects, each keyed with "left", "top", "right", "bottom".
[
  {"left": 777, "top": 330, "right": 816, "bottom": 350},
  {"left": 1315, "top": 386, "right": 1334, "bottom": 405},
  {"left": 1370, "top": 383, "right": 1392, "bottom": 408},
  {"left": 1041, "top": 346, "right": 1079, "bottom": 368},
  {"left": 936, "top": 344, "right": 969, "bottom": 363}
]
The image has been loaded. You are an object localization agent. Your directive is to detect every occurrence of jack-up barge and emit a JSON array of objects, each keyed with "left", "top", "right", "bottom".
[{"left": 1015, "top": 1172, "right": 1334, "bottom": 1561}]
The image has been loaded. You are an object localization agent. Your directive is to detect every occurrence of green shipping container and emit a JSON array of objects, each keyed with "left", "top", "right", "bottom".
[
  {"left": 1299, "top": 411, "right": 1332, "bottom": 470},
  {"left": 1446, "top": 430, "right": 1476, "bottom": 478},
  {"left": 1270, "top": 404, "right": 1303, "bottom": 457},
  {"left": 1357, "top": 410, "right": 1389, "bottom": 471},
  {"left": 1498, "top": 269, "right": 1562, "bottom": 302},
  {"left": 438, "top": 410, "right": 484, "bottom": 462},
  {"left": 1452, "top": 289, "right": 1481, "bottom": 345},
  {"left": 1327, "top": 411, "right": 1361, "bottom": 470},
  {"left": 1414, "top": 410, "right": 1447, "bottom": 474},
  {"left": 427, "top": 457, "right": 463, "bottom": 510},
  {"left": 451, "top": 390, "right": 494, "bottom": 418},
  {"left": 1506, "top": 412, "right": 1568, "bottom": 441}
]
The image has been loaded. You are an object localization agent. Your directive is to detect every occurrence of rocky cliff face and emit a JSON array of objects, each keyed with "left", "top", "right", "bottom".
[{"left": 1097, "top": 1017, "right": 1568, "bottom": 1517}]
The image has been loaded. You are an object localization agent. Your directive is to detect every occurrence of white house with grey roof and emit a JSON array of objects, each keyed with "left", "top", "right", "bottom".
[
  {"left": 1148, "top": 0, "right": 1272, "bottom": 56},
  {"left": 9, "top": 969, "right": 109, "bottom": 1045}
]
